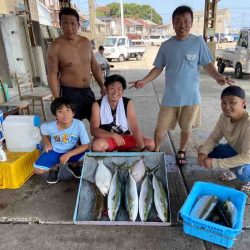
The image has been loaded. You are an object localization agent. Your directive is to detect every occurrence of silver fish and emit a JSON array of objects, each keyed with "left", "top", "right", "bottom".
[
  {"left": 108, "top": 169, "right": 122, "bottom": 221},
  {"left": 125, "top": 172, "right": 139, "bottom": 221},
  {"left": 190, "top": 195, "right": 218, "bottom": 220},
  {"left": 139, "top": 174, "right": 153, "bottom": 222},
  {"left": 95, "top": 160, "right": 112, "bottom": 196},
  {"left": 152, "top": 173, "right": 168, "bottom": 222},
  {"left": 131, "top": 157, "right": 146, "bottom": 182}
]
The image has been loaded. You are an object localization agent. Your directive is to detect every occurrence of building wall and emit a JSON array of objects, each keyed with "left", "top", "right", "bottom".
[
  {"left": 0, "top": 0, "right": 39, "bottom": 21},
  {"left": 167, "top": 8, "right": 231, "bottom": 36}
]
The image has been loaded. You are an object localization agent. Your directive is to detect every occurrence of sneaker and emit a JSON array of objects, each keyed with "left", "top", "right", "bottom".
[
  {"left": 67, "top": 164, "right": 82, "bottom": 179},
  {"left": 46, "top": 168, "right": 59, "bottom": 184}
]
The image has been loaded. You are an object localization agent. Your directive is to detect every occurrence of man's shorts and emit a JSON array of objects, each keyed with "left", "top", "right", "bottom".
[
  {"left": 60, "top": 85, "right": 95, "bottom": 121},
  {"left": 106, "top": 135, "right": 137, "bottom": 151},
  {"left": 33, "top": 150, "right": 86, "bottom": 170},
  {"left": 155, "top": 104, "right": 200, "bottom": 133}
]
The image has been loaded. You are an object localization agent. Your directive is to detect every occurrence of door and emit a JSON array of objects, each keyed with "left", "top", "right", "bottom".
[
  {"left": 233, "top": 31, "right": 249, "bottom": 72},
  {"left": 117, "top": 38, "right": 128, "bottom": 57}
]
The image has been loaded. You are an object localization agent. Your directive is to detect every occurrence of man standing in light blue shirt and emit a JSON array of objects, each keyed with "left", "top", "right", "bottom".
[{"left": 130, "top": 5, "right": 233, "bottom": 167}]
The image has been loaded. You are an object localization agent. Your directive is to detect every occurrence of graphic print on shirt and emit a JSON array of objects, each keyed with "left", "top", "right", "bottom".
[{"left": 53, "top": 134, "right": 78, "bottom": 144}]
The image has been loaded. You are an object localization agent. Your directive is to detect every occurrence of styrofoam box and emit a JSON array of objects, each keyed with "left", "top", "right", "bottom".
[{"left": 74, "top": 152, "right": 171, "bottom": 226}]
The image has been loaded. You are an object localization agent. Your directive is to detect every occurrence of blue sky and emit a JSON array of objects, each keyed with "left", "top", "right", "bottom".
[{"left": 72, "top": 0, "right": 250, "bottom": 29}]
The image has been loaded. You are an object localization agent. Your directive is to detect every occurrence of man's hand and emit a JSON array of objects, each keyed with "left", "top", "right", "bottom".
[
  {"left": 60, "top": 152, "right": 71, "bottom": 165},
  {"left": 100, "top": 86, "right": 106, "bottom": 96},
  {"left": 197, "top": 153, "right": 207, "bottom": 166},
  {"left": 202, "top": 157, "right": 213, "bottom": 169},
  {"left": 112, "top": 133, "right": 125, "bottom": 147},
  {"left": 216, "top": 75, "right": 234, "bottom": 86},
  {"left": 129, "top": 80, "right": 146, "bottom": 89}
]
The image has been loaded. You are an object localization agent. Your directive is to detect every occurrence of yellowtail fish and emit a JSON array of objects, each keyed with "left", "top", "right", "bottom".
[
  {"left": 107, "top": 169, "right": 122, "bottom": 221},
  {"left": 152, "top": 173, "right": 168, "bottom": 222},
  {"left": 125, "top": 171, "right": 139, "bottom": 221},
  {"left": 139, "top": 174, "right": 153, "bottom": 222}
]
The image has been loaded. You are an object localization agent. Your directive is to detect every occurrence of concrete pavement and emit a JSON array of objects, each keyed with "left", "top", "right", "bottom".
[{"left": 0, "top": 46, "right": 250, "bottom": 250}]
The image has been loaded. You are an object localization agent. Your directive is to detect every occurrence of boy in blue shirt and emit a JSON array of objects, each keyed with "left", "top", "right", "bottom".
[{"left": 34, "top": 98, "right": 90, "bottom": 184}]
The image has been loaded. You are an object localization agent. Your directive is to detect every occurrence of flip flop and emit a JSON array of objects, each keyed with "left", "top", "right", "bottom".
[
  {"left": 240, "top": 182, "right": 250, "bottom": 196},
  {"left": 219, "top": 170, "right": 237, "bottom": 181},
  {"left": 176, "top": 150, "right": 187, "bottom": 167}
]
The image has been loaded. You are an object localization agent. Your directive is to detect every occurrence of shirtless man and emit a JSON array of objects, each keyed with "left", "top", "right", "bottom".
[{"left": 47, "top": 7, "right": 105, "bottom": 121}]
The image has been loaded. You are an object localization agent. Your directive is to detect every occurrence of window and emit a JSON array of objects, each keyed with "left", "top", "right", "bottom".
[
  {"left": 238, "top": 32, "right": 248, "bottom": 48},
  {"left": 118, "top": 38, "right": 125, "bottom": 46}
]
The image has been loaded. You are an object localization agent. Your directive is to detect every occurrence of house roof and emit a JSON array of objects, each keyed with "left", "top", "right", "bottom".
[{"left": 82, "top": 15, "right": 106, "bottom": 25}]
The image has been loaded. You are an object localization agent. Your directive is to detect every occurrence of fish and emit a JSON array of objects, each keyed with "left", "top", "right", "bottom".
[
  {"left": 94, "top": 159, "right": 112, "bottom": 196},
  {"left": 139, "top": 174, "right": 153, "bottom": 222},
  {"left": 152, "top": 173, "right": 168, "bottom": 222},
  {"left": 215, "top": 200, "right": 238, "bottom": 228},
  {"left": 131, "top": 157, "right": 146, "bottom": 182},
  {"left": 88, "top": 181, "right": 105, "bottom": 221},
  {"left": 107, "top": 169, "right": 122, "bottom": 221},
  {"left": 190, "top": 195, "right": 218, "bottom": 220},
  {"left": 125, "top": 171, "right": 139, "bottom": 221}
]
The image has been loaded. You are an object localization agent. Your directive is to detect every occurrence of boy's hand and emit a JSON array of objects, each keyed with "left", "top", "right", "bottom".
[
  {"left": 112, "top": 133, "right": 125, "bottom": 147},
  {"left": 60, "top": 152, "right": 71, "bottom": 165},
  {"left": 203, "top": 158, "right": 213, "bottom": 169},
  {"left": 45, "top": 144, "right": 52, "bottom": 153}
]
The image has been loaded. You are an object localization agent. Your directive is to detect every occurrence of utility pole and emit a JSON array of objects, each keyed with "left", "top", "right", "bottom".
[
  {"left": 120, "top": 0, "right": 124, "bottom": 36},
  {"left": 203, "top": 0, "right": 218, "bottom": 42},
  {"left": 88, "top": 0, "right": 96, "bottom": 40},
  {"left": 203, "top": 0, "right": 218, "bottom": 60}
]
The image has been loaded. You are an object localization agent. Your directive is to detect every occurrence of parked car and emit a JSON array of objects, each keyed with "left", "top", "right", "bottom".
[
  {"left": 216, "top": 28, "right": 250, "bottom": 79},
  {"left": 103, "top": 36, "right": 146, "bottom": 62},
  {"left": 142, "top": 35, "right": 170, "bottom": 46},
  {"left": 215, "top": 33, "right": 234, "bottom": 43}
]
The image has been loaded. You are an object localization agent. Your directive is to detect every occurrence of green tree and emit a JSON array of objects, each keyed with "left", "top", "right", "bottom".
[{"left": 96, "top": 2, "right": 162, "bottom": 24}]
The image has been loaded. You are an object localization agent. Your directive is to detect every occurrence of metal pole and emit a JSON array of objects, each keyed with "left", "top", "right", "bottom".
[{"left": 120, "top": 0, "right": 124, "bottom": 36}]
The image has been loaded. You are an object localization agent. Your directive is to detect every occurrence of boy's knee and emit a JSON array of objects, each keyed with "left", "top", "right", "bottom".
[{"left": 92, "top": 139, "right": 108, "bottom": 152}]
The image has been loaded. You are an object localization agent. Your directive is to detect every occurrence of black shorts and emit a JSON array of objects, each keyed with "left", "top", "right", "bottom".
[{"left": 60, "top": 85, "right": 95, "bottom": 121}]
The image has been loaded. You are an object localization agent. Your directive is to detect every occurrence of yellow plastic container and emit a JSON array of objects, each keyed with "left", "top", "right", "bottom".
[{"left": 0, "top": 150, "right": 39, "bottom": 189}]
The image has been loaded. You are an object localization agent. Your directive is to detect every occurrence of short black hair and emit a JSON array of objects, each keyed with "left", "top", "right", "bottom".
[
  {"left": 59, "top": 7, "right": 79, "bottom": 23},
  {"left": 99, "top": 45, "right": 104, "bottom": 51},
  {"left": 50, "top": 97, "right": 75, "bottom": 116},
  {"left": 172, "top": 5, "right": 193, "bottom": 22},
  {"left": 104, "top": 74, "right": 127, "bottom": 90}
]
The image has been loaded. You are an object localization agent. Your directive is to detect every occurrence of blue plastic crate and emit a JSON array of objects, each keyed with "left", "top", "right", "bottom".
[{"left": 180, "top": 182, "right": 247, "bottom": 248}]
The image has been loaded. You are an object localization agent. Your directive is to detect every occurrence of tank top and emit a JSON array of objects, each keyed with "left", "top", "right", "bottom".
[{"left": 97, "top": 97, "right": 131, "bottom": 135}]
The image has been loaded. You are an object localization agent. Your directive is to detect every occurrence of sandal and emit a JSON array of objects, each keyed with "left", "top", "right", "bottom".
[
  {"left": 176, "top": 150, "right": 187, "bottom": 167},
  {"left": 240, "top": 182, "right": 250, "bottom": 196},
  {"left": 219, "top": 170, "right": 237, "bottom": 181}
]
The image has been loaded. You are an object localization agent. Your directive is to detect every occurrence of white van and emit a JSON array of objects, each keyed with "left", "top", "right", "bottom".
[{"left": 148, "top": 35, "right": 170, "bottom": 46}]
